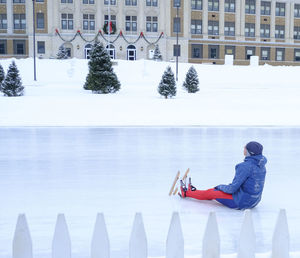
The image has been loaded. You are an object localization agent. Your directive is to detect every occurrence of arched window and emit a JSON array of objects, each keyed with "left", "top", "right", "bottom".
[
  {"left": 127, "top": 45, "right": 136, "bottom": 60},
  {"left": 106, "top": 44, "right": 115, "bottom": 59},
  {"left": 85, "top": 44, "right": 92, "bottom": 59}
]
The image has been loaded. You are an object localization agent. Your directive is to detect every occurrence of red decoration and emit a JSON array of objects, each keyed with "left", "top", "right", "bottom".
[
  {"left": 77, "top": 30, "right": 81, "bottom": 33},
  {"left": 55, "top": 28, "right": 59, "bottom": 33},
  {"left": 120, "top": 30, "right": 123, "bottom": 36},
  {"left": 99, "top": 29, "right": 102, "bottom": 33},
  {"left": 161, "top": 32, "right": 164, "bottom": 35},
  {"left": 140, "top": 32, "right": 144, "bottom": 36},
  {"left": 109, "top": 21, "right": 113, "bottom": 34}
]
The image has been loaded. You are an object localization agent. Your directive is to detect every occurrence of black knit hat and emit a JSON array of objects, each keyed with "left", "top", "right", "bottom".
[{"left": 246, "top": 141, "right": 263, "bottom": 156}]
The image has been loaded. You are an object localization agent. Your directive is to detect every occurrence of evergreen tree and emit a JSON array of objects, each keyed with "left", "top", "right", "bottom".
[
  {"left": 84, "top": 43, "right": 121, "bottom": 94},
  {"left": 153, "top": 44, "right": 162, "bottom": 61},
  {"left": 1, "top": 61, "right": 24, "bottom": 97},
  {"left": 182, "top": 66, "right": 200, "bottom": 93},
  {"left": 57, "top": 45, "right": 69, "bottom": 59},
  {"left": 158, "top": 66, "right": 176, "bottom": 99},
  {"left": 0, "top": 63, "right": 5, "bottom": 91}
]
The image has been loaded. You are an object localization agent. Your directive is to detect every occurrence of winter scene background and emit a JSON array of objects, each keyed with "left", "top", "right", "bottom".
[{"left": 1, "top": 56, "right": 300, "bottom": 258}]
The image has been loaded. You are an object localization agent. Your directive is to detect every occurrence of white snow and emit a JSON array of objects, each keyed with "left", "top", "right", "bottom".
[
  {"left": 1, "top": 59, "right": 300, "bottom": 258},
  {"left": 0, "top": 58, "right": 300, "bottom": 126}
]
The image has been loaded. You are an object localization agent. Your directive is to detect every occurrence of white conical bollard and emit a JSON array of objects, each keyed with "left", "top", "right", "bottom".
[
  {"left": 166, "top": 212, "right": 184, "bottom": 258},
  {"left": 52, "top": 213, "right": 72, "bottom": 258},
  {"left": 129, "top": 213, "right": 147, "bottom": 258},
  {"left": 202, "top": 212, "right": 220, "bottom": 258},
  {"left": 237, "top": 210, "right": 255, "bottom": 258},
  {"left": 13, "top": 214, "right": 33, "bottom": 258},
  {"left": 91, "top": 213, "right": 110, "bottom": 258},
  {"left": 272, "top": 209, "right": 289, "bottom": 258}
]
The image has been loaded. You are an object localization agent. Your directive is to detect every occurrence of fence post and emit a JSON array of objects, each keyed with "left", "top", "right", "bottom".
[
  {"left": 166, "top": 212, "right": 184, "bottom": 258},
  {"left": 129, "top": 213, "right": 147, "bottom": 258},
  {"left": 202, "top": 212, "right": 220, "bottom": 258},
  {"left": 91, "top": 213, "right": 110, "bottom": 258},
  {"left": 237, "top": 210, "right": 255, "bottom": 258},
  {"left": 272, "top": 209, "right": 289, "bottom": 258},
  {"left": 12, "top": 214, "right": 33, "bottom": 258},
  {"left": 52, "top": 213, "right": 72, "bottom": 258}
]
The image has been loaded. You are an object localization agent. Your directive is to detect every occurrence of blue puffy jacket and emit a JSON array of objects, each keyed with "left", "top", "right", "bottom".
[{"left": 215, "top": 155, "right": 267, "bottom": 210}]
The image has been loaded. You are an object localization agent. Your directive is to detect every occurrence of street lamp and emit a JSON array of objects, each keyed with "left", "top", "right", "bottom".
[
  {"left": 32, "top": 0, "right": 37, "bottom": 81},
  {"left": 175, "top": 3, "right": 179, "bottom": 82}
]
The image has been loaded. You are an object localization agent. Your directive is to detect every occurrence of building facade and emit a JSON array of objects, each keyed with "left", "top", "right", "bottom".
[{"left": 1, "top": 0, "right": 300, "bottom": 65}]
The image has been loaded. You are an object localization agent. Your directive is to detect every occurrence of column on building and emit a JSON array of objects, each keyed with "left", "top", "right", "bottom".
[
  {"left": 285, "top": 2, "right": 291, "bottom": 42},
  {"left": 240, "top": 0, "right": 246, "bottom": 38},
  {"left": 219, "top": 0, "right": 225, "bottom": 40},
  {"left": 235, "top": 0, "right": 241, "bottom": 38},
  {"left": 270, "top": 0, "right": 276, "bottom": 38},
  {"left": 203, "top": 0, "right": 208, "bottom": 37},
  {"left": 6, "top": 0, "right": 13, "bottom": 34},
  {"left": 255, "top": 0, "right": 261, "bottom": 38},
  {"left": 289, "top": 2, "right": 294, "bottom": 44},
  {"left": 74, "top": 0, "right": 81, "bottom": 30},
  {"left": 184, "top": 0, "right": 191, "bottom": 38},
  {"left": 138, "top": 0, "right": 144, "bottom": 33}
]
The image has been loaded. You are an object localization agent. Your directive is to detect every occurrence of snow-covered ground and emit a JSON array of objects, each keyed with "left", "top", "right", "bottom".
[
  {"left": 0, "top": 58, "right": 300, "bottom": 126},
  {"left": 1, "top": 59, "right": 300, "bottom": 257}
]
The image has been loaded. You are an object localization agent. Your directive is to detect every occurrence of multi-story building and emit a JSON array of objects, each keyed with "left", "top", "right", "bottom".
[{"left": 1, "top": 0, "right": 300, "bottom": 65}]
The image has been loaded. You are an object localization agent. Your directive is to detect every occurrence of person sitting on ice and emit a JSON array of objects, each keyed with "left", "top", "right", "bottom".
[{"left": 180, "top": 141, "right": 267, "bottom": 210}]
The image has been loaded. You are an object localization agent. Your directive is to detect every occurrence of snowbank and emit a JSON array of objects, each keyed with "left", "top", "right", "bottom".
[{"left": 0, "top": 58, "right": 300, "bottom": 126}]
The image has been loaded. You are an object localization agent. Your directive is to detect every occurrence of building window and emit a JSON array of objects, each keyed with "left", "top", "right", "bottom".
[
  {"left": 0, "top": 40, "right": 7, "bottom": 54},
  {"left": 83, "top": 14, "right": 95, "bottom": 30},
  {"left": 275, "top": 25, "right": 285, "bottom": 38},
  {"left": 276, "top": 2, "right": 285, "bottom": 16},
  {"left": 191, "top": 19, "right": 202, "bottom": 34},
  {"left": 295, "top": 4, "right": 300, "bottom": 17},
  {"left": 61, "top": 0, "right": 73, "bottom": 3},
  {"left": 276, "top": 48, "right": 285, "bottom": 61},
  {"left": 260, "top": 24, "right": 270, "bottom": 38},
  {"left": 261, "top": 47, "right": 270, "bottom": 60},
  {"left": 208, "top": 0, "right": 219, "bottom": 11},
  {"left": 294, "top": 49, "right": 300, "bottom": 61},
  {"left": 146, "top": 16, "right": 158, "bottom": 32},
  {"left": 245, "top": 47, "right": 255, "bottom": 59},
  {"left": 13, "top": 0, "right": 25, "bottom": 3},
  {"left": 173, "top": 0, "right": 181, "bottom": 7},
  {"left": 146, "top": 0, "right": 158, "bottom": 6},
  {"left": 0, "top": 14, "right": 7, "bottom": 29},
  {"left": 173, "top": 17, "right": 181, "bottom": 32},
  {"left": 61, "top": 13, "right": 73, "bottom": 30},
  {"left": 125, "top": 16, "right": 137, "bottom": 31},
  {"left": 224, "top": 22, "right": 235, "bottom": 36},
  {"left": 209, "top": 45, "right": 219, "bottom": 59},
  {"left": 13, "top": 14, "right": 26, "bottom": 30},
  {"left": 208, "top": 20, "right": 219, "bottom": 35},
  {"left": 191, "top": 44, "right": 203, "bottom": 58},
  {"left": 83, "top": 0, "right": 94, "bottom": 3},
  {"left": 36, "top": 13, "right": 44, "bottom": 29},
  {"left": 261, "top": 1, "right": 271, "bottom": 15},
  {"left": 192, "top": 0, "right": 202, "bottom": 10},
  {"left": 173, "top": 44, "right": 181, "bottom": 56},
  {"left": 225, "top": 45, "right": 235, "bottom": 58},
  {"left": 104, "top": 0, "right": 116, "bottom": 5},
  {"left": 36, "top": 0, "right": 44, "bottom": 2},
  {"left": 0, "top": 0, "right": 6, "bottom": 3},
  {"left": 294, "top": 26, "right": 300, "bottom": 39},
  {"left": 245, "top": 0, "right": 255, "bottom": 14},
  {"left": 245, "top": 23, "right": 255, "bottom": 37},
  {"left": 125, "top": 0, "right": 137, "bottom": 5},
  {"left": 13, "top": 40, "right": 25, "bottom": 55},
  {"left": 225, "top": 0, "right": 235, "bottom": 12},
  {"left": 104, "top": 15, "right": 116, "bottom": 27},
  {"left": 37, "top": 41, "right": 45, "bottom": 54}
]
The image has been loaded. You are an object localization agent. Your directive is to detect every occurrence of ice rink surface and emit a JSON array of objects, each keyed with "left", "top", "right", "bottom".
[{"left": 0, "top": 127, "right": 300, "bottom": 257}]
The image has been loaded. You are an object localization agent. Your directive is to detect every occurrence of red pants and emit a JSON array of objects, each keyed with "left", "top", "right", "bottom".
[{"left": 186, "top": 188, "right": 237, "bottom": 208}]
